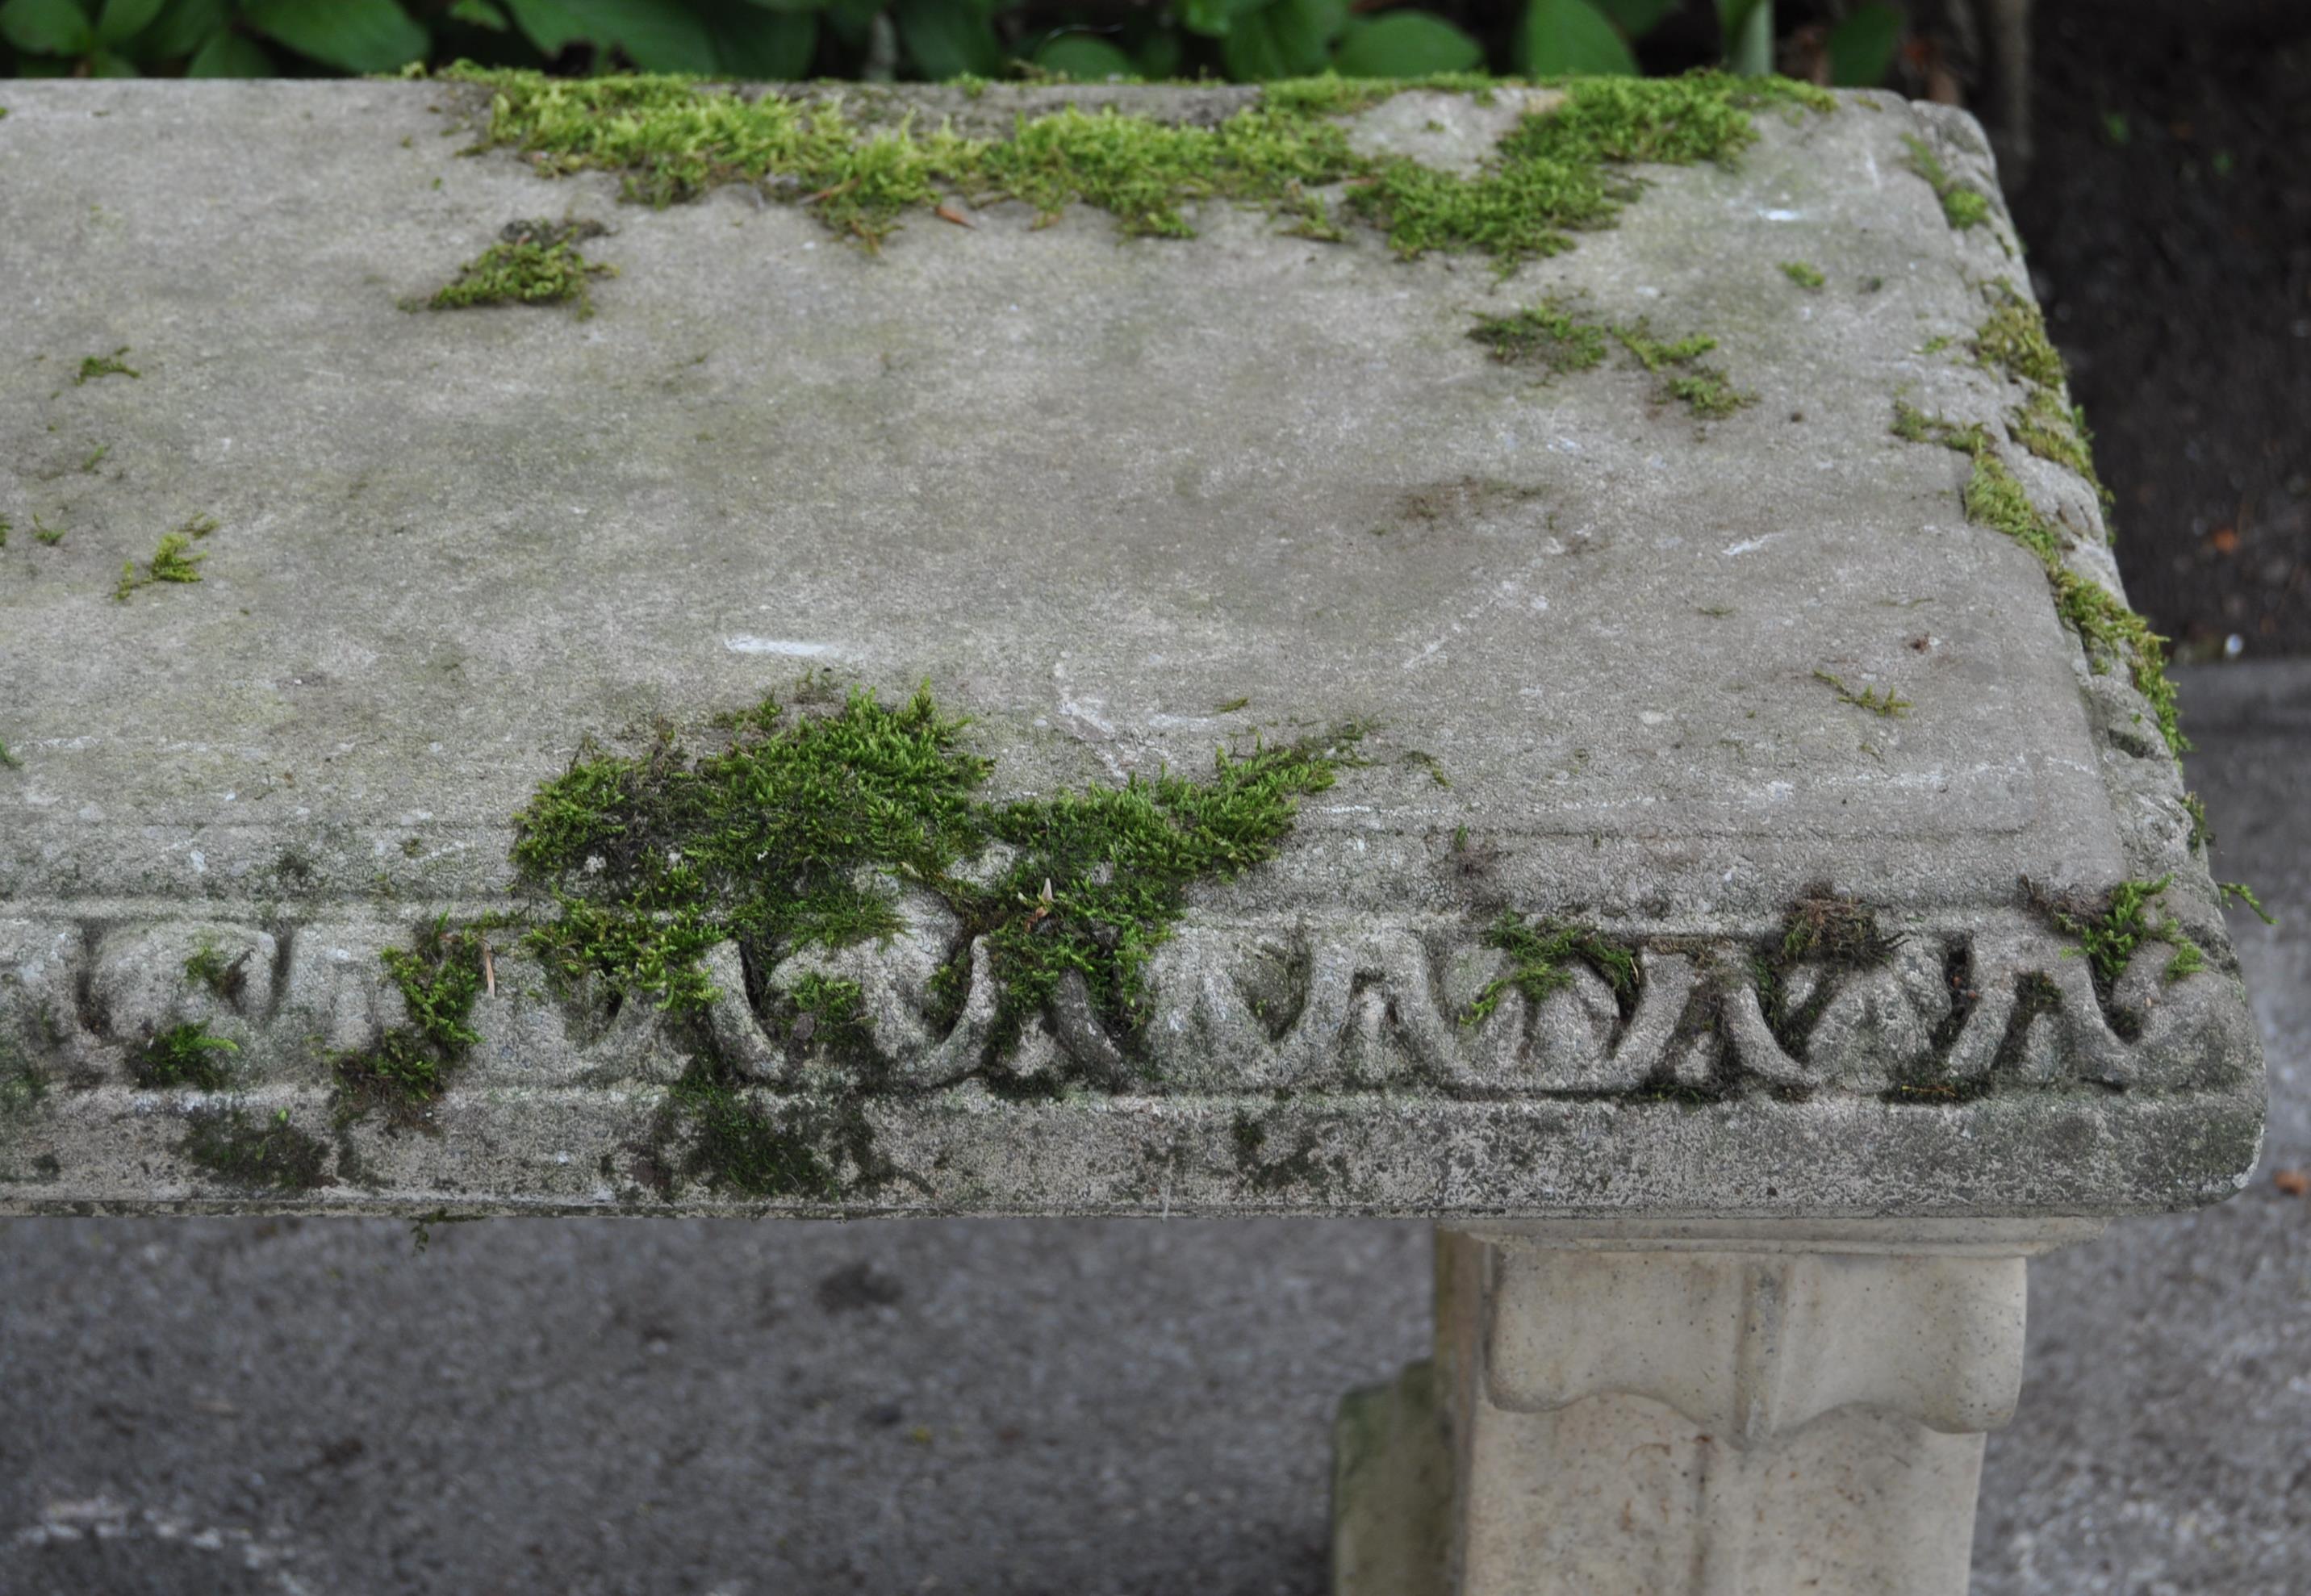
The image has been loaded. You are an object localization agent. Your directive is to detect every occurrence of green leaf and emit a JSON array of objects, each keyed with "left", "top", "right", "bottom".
[
  {"left": 1034, "top": 32, "right": 1134, "bottom": 81},
  {"left": 1519, "top": 0, "right": 1636, "bottom": 76},
  {"left": 93, "top": 0, "right": 161, "bottom": 44},
  {"left": 1181, "top": 0, "right": 1254, "bottom": 39},
  {"left": 242, "top": 0, "right": 427, "bottom": 71},
  {"left": 133, "top": 0, "right": 229, "bottom": 57},
  {"left": 706, "top": 0, "right": 814, "bottom": 76},
  {"left": 1331, "top": 11, "right": 1480, "bottom": 77},
  {"left": 1220, "top": 0, "right": 1344, "bottom": 80},
  {"left": 1593, "top": 0, "right": 1677, "bottom": 35},
  {"left": 86, "top": 41, "right": 136, "bottom": 69},
  {"left": 448, "top": 0, "right": 508, "bottom": 31},
  {"left": 1715, "top": 0, "right": 1770, "bottom": 73},
  {"left": 895, "top": 0, "right": 1003, "bottom": 78},
  {"left": 186, "top": 28, "right": 272, "bottom": 73},
  {"left": 0, "top": 0, "right": 97, "bottom": 56},
  {"left": 504, "top": 0, "right": 715, "bottom": 69},
  {"left": 1825, "top": 1, "right": 1901, "bottom": 87}
]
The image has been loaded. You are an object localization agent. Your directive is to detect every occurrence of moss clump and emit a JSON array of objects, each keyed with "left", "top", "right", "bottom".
[
  {"left": 425, "top": 219, "right": 615, "bottom": 317},
  {"left": 1779, "top": 260, "right": 1825, "bottom": 289},
  {"left": 1755, "top": 889, "right": 1895, "bottom": 1053},
  {"left": 1888, "top": 400, "right": 2183, "bottom": 755},
  {"left": 654, "top": 1078, "right": 878, "bottom": 1201},
  {"left": 112, "top": 530, "right": 205, "bottom": 601},
  {"left": 32, "top": 515, "right": 63, "bottom": 546},
  {"left": 516, "top": 683, "right": 1355, "bottom": 1057},
  {"left": 2011, "top": 388, "right": 2114, "bottom": 516},
  {"left": 182, "top": 1105, "right": 332, "bottom": 1193},
  {"left": 1899, "top": 133, "right": 1992, "bottom": 231},
  {"left": 1973, "top": 279, "right": 2064, "bottom": 390},
  {"left": 184, "top": 940, "right": 250, "bottom": 1006},
  {"left": 1813, "top": 669, "right": 1911, "bottom": 718},
  {"left": 0, "top": 739, "right": 17, "bottom": 771},
  {"left": 1, "top": 1052, "right": 46, "bottom": 1118},
  {"left": 74, "top": 348, "right": 138, "bottom": 384},
  {"left": 1468, "top": 299, "right": 1608, "bottom": 374},
  {"left": 1463, "top": 913, "right": 1637, "bottom": 1027},
  {"left": 131, "top": 1022, "right": 239, "bottom": 1091},
  {"left": 1613, "top": 320, "right": 1754, "bottom": 418},
  {"left": 1476, "top": 301, "right": 1752, "bottom": 417},
  {"left": 2044, "top": 875, "right": 2203, "bottom": 993},
  {"left": 333, "top": 915, "right": 487, "bottom": 1113},
  {"left": 447, "top": 66, "right": 1829, "bottom": 265}
]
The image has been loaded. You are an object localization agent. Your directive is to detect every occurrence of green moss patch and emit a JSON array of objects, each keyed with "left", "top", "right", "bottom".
[
  {"left": 131, "top": 1022, "right": 238, "bottom": 1091},
  {"left": 423, "top": 218, "right": 616, "bottom": 317},
  {"left": 1463, "top": 913, "right": 1636, "bottom": 1027},
  {"left": 1889, "top": 400, "right": 2182, "bottom": 755},
  {"left": 2034, "top": 875, "right": 2205, "bottom": 996},
  {"left": 111, "top": 529, "right": 205, "bottom": 602},
  {"left": 1813, "top": 669, "right": 1910, "bottom": 718},
  {"left": 1899, "top": 133, "right": 1991, "bottom": 232},
  {"left": 516, "top": 683, "right": 1355, "bottom": 1053},
  {"left": 1778, "top": 260, "right": 1824, "bottom": 289},
  {"left": 1973, "top": 279, "right": 2064, "bottom": 389},
  {"left": 1467, "top": 299, "right": 1608, "bottom": 374},
  {"left": 447, "top": 67, "right": 1828, "bottom": 265},
  {"left": 1473, "top": 301, "right": 1753, "bottom": 418},
  {"left": 182, "top": 1105, "right": 332, "bottom": 1193},
  {"left": 74, "top": 348, "right": 138, "bottom": 384},
  {"left": 332, "top": 915, "right": 487, "bottom": 1115}
]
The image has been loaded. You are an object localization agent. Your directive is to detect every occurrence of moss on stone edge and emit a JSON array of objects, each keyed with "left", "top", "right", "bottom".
[
  {"left": 332, "top": 915, "right": 487, "bottom": 1117},
  {"left": 2037, "top": 875, "right": 2205, "bottom": 994},
  {"left": 1462, "top": 913, "right": 1637, "bottom": 1027},
  {"left": 1471, "top": 301, "right": 1753, "bottom": 419},
  {"left": 1890, "top": 399, "right": 2183, "bottom": 756},
  {"left": 445, "top": 66, "right": 1830, "bottom": 264},
  {"left": 1970, "top": 280, "right": 2116, "bottom": 522},
  {"left": 509, "top": 683, "right": 1356, "bottom": 1197},
  {"left": 182, "top": 1105, "right": 332, "bottom": 1193},
  {"left": 420, "top": 219, "right": 616, "bottom": 318},
  {"left": 1899, "top": 133, "right": 1992, "bottom": 232}
]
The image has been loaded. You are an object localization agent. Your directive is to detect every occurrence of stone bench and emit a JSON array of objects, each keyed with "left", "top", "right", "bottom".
[{"left": 0, "top": 73, "right": 2263, "bottom": 1594}]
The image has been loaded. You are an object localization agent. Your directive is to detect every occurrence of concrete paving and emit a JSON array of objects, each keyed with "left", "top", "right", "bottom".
[{"left": 2, "top": 661, "right": 2303, "bottom": 1594}]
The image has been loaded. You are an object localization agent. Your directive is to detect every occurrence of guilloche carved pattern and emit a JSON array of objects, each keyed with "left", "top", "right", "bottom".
[{"left": 0, "top": 904, "right": 2255, "bottom": 1102}]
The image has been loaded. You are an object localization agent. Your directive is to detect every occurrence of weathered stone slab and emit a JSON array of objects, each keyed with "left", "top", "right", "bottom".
[{"left": 0, "top": 77, "right": 2261, "bottom": 1217}]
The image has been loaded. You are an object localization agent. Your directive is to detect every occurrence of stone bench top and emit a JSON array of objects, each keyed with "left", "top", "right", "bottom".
[{"left": 0, "top": 75, "right": 2261, "bottom": 1219}]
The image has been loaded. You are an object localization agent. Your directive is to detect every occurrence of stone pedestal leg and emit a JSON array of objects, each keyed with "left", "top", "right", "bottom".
[{"left": 1333, "top": 1220, "right": 2100, "bottom": 1596}]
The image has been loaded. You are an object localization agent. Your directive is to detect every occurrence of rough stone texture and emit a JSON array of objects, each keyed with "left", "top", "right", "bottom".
[
  {"left": 0, "top": 81, "right": 2263, "bottom": 1217},
  {"left": 0, "top": 664, "right": 2297, "bottom": 1594}
]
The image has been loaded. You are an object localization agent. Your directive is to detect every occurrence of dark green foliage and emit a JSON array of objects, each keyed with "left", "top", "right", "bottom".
[
  {"left": 0, "top": 2, "right": 1899, "bottom": 89},
  {"left": 333, "top": 915, "right": 487, "bottom": 1112},
  {"left": 132, "top": 1021, "right": 238, "bottom": 1090},
  {"left": 181, "top": 1105, "right": 332, "bottom": 1192},
  {"left": 1464, "top": 911, "right": 1637, "bottom": 1026}
]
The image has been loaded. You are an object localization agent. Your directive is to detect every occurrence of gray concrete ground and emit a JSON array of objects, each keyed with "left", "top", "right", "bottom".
[{"left": 2, "top": 661, "right": 2304, "bottom": 1596}]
